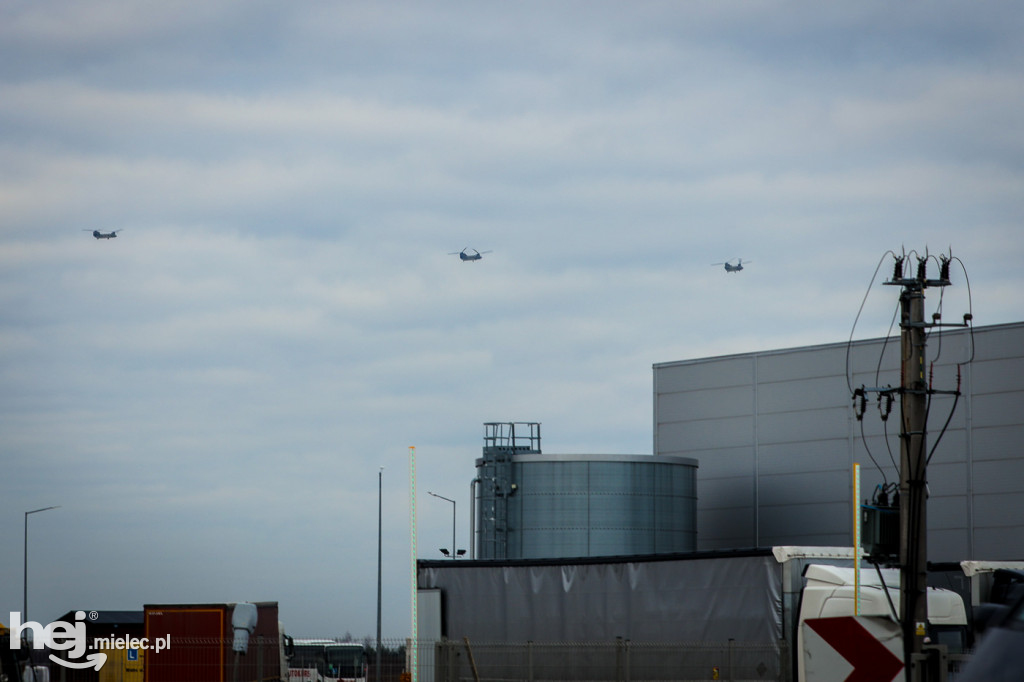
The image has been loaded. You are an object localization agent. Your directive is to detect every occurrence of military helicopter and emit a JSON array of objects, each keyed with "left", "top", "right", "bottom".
[
  {"left": 449, "top": 248, "right": 492, "bottom": 262},
  {"left": 712, "top": 258, "right": 750, "bottom": 273},
  {"left": 84, "top": 229, "right": 123, "bottom": 240}
]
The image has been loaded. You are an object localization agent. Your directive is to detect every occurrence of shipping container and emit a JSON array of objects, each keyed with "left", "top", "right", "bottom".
[{"left": 144, "top": 602, "right": 285, "bottom": 682}]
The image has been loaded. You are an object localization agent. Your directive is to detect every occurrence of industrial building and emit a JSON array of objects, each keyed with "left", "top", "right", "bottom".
[
  {"left": 653, "top": 320, "right": 1024, "bottom": 561},
  {"left": 415, "top": 322, "right": 1023, "bottom": 680},
  {"left": 467, "top": 322, "right": 1024, "bottom": 563}
]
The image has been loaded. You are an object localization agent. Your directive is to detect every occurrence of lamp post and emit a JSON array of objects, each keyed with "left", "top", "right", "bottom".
[
  {"left": 427, "top": 492, "right": 458, "bottom": 559},
  {"left": 376, "top": 467, "right": 383, "bottom": 682},
  {"left": 24, "top": 506, "right": 60, "bottom": 620}
]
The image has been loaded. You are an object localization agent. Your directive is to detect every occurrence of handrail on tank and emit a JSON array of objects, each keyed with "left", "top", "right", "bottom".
[{"left": 483, "top": 422, "right": 542, "bottom": 454}]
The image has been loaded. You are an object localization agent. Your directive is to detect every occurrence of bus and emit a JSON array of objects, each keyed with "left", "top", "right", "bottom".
[{"left": 289, "top": 639, "right": 368, "bottom": 682}]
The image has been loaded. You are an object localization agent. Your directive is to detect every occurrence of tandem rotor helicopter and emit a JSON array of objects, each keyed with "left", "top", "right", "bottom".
[
  {"left": 84, "top": 229, "right": 123, "bottom": 240},
  {"left": 449, "top": 248, "right": 492, "bottom": 262},
  {"left": 712, "top": 258, "right": 750, "bottom": 273}
]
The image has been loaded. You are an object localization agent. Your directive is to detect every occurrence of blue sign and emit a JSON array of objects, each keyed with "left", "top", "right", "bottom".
[{"left": 127, "top": 648, "right": 139, "bottom": 661}]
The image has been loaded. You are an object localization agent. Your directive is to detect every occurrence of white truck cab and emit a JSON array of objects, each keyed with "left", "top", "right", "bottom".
[{"left": 798, "top": 563, "right": 969, "bottom": 679}]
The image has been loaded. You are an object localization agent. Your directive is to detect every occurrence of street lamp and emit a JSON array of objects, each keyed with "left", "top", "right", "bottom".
[
  {"left": 24, "top": 505, "right": 60, "bottom": 620},
  {"left": 376, "top": 467, "right": 383, "bottom": 682},
  {"left": 427, "top": 492, "right": 461, "bottom": 559}
]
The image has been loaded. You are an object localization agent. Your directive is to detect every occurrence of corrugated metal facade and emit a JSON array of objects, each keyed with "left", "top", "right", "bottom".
[
  {"left": 653, "top": 321, "right": 1024, "bottom": 561},
  {"left": 475, "top": 454, "right": 698, "bottom": 559}
]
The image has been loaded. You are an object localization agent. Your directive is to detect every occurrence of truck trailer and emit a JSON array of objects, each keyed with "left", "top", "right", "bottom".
[{"left": 417, "top": 546, "right": 969, "bottom": 682}]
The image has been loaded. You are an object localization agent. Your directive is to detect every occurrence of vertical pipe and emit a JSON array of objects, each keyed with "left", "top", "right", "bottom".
[{"left": 469, "top": 479, "right": 479, "bottom": 560}]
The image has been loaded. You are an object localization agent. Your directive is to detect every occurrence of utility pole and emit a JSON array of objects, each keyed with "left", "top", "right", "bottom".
[
  {"left": 880, "top": 252, "right": 965, "bottom": 681},
  {"left": 897, "top": 273, "right": 929, "bottom": 680}
]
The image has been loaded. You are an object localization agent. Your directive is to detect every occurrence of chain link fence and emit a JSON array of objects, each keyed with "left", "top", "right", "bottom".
[
  {"left": 37, "top": 636, "right": 972, "bottom": 682},
  {"left": 413, "top": 638, "right": 785, "bottom": 682}
]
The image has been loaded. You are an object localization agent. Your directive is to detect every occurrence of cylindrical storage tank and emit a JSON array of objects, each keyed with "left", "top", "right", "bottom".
[{"left": 475, "top": 454, "right": 697, "bottom": 559}]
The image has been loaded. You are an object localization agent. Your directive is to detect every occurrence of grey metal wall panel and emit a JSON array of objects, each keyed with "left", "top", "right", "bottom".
[
  {"left": 698, "top": 474, "right": 752, "bottom": 499},
  {"left": 759, "top": 502, "right": 848, "bottom": 537},
  {"left": 928, "top": 461, "right": 972, "bottom": 496},
  {"left": 757, "top": 375, "right": 849, "bottom": 413},
  {"left": 682, "top": 446, "right": 753, "bottom": 471},
  {"left": 971, "top": 391, "right": 1024, "bottom": 428},
  {"left": 972, "top": 327, "right": 1024, "bottom": 361},
  {"left": 757, "top": 346, "right": 847, "bottom": 382},
  {"left": 972, "top": 459, "right": 1024, "bottom": 494},
  {"left": 760, "top": 531, "right": 849, "bottom": 548},
  {"left": 971, "top": 358, "right": 1024, "bottom": 394},
  {"left": 928, "top": 494, "right": 969, "bottom": 529},
  {"left": 653, "top": 322, "right": 1024, "bottom": 561},
  {"left": 657, "top": 416, "right": 754, "bottom": 451},
  {"left": 972, "top": 424, "right": 1024, "bottom": 460},
  {"left": 758, "top": 440, "right": 849, "bottom": 476},
  {"left": 846, "top": 340, "right": 903, "bottom": 373},
  {"left": 929, "top": 529, "right": 969, "bottom": 561},
  {"left": 973, "top": 526, "right": 1024, "bottom": 561},
  {"left": 973, "top": 493, "right": 1024, "bottom": 528},
  {"left": 924, "top": 427, "right": 969, "bottom": 466},
  {"left": 757, "top": 407, "right": 850, "bottom": 444},
  {"left": 758, "top": 471, "right": 849, "bottom": 506},
  {"left": 655, "top": 357, "right": 753, "bottom": 393},
  {"left": 657, "top": 385, "right": 754, "bottom": 421},
  {"left": 698, "top": 506, "right": 754, "bottom": 546}
]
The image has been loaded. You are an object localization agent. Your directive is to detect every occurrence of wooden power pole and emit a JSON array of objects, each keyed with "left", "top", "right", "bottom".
[
  {"left": 898, "top": 277, "right": 929, "bottom": 679},
  {"left": 883, "top": 253, "right": 961, "bottom": 681}
]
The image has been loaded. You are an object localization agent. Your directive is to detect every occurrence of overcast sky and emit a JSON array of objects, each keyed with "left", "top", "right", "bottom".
[{"left": 2, "top": 1, "right": 1023, "bottom": 640}]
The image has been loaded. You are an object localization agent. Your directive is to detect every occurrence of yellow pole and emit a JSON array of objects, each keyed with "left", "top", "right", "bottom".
[{"left": 853, "top": 462, "right": 861, "bottom": 615}]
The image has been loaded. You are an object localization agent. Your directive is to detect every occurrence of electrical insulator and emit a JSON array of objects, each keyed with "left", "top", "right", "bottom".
[
  {"left": 892, "top": 256, "right": 904, "bottom": 280},
  {"left": 879, "top": 391, "right": 894, "bottom": 421},
  {"left": 853, "top": 387, "right": 867, "bottom": 421},
  {"left": 917, "top": 257, "right": 927, "bottom": 281}
]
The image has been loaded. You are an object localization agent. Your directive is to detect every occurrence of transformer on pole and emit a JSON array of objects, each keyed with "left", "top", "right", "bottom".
[{"left": 858, "top": 250, "right": 971, "bottom": 681}]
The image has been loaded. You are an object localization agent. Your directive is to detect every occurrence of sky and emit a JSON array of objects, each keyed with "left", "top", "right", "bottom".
[{"left": 1, "top": 1, "right": 1023, "bottom": 640}]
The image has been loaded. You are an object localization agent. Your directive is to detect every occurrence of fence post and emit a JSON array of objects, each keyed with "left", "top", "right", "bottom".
[
  {"left": 527, "top": 640, "right": 534, "bottom": 682},
  {"left": 624, "top": 639, "right": 631, "bottom": 682},
  {"left": 440, "top": 638, "right": 452, "bottom": 682},
  {"left": 256, "top": 635, "right": 264, "bottom": 682},
  {"left": 727, "top": 639, "right": 734, "bottom": 682}
]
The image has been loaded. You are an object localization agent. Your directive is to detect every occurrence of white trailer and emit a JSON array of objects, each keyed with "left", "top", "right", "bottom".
[{"left": 418, "top": 546, "right": 969, "bottom": 682}]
